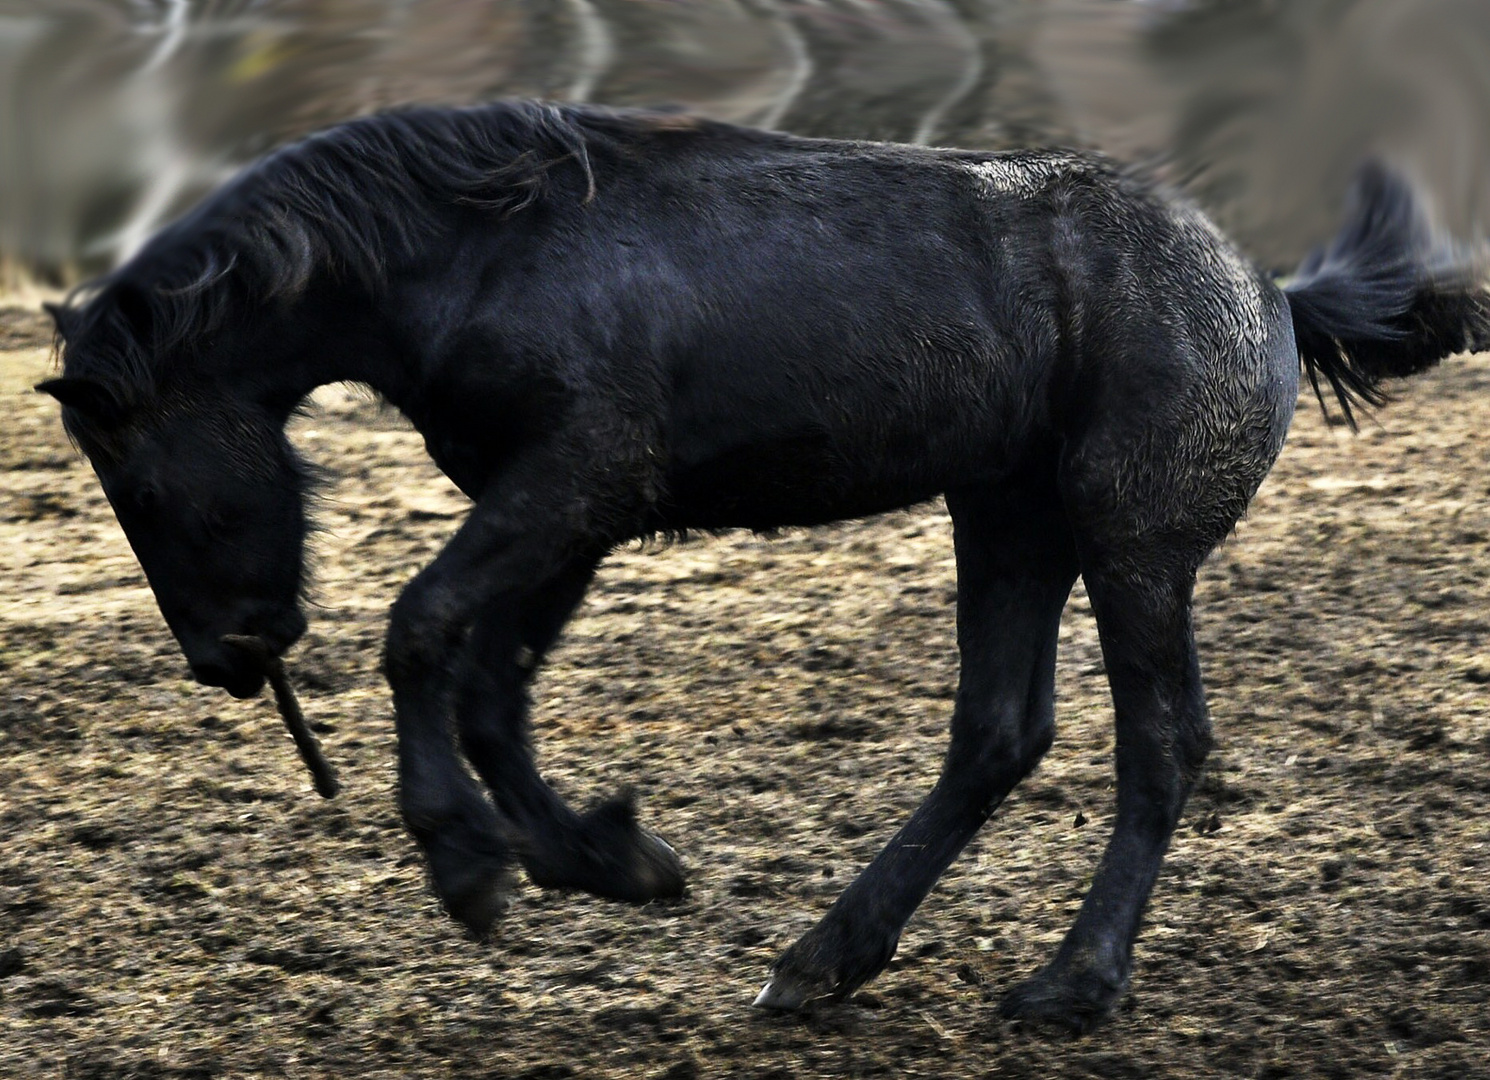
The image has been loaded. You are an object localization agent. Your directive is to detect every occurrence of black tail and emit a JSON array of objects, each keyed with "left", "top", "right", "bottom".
[{"left": 1285, "top": 161, "right": 1490, "bottom": 427}]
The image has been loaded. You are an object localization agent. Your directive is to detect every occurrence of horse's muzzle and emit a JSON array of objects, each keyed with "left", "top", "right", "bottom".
[
  {"left": 191, "top": 655, "right": 267, "bottom": 699},
  {"left": 197, "top": 607, "right": 307, "bottom": 697}
]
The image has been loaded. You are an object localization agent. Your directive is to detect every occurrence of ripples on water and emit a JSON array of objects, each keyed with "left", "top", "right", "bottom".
[{"left": 2, "top": 0, "right": 1487, "bottom": 280}]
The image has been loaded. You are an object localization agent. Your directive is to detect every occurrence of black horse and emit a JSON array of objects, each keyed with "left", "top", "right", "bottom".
[{"left": 40, "top": 101, "right": 1489, "bottom": 1032}]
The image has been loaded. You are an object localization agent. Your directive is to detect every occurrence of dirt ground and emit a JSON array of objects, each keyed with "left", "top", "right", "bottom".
[{"left": 2, "top": 300, "right": 1487, "bottom": 1079}]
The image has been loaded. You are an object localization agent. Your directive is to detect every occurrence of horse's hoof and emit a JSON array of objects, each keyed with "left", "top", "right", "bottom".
[
  {"left": 629, "top": 829, "right": 686, "bottom": 901},
  {"left": 526, "top": 794, "right": 687, "bottom": 902},
  {"left": 444, "top": 865, "right": 518, "bottom": 941},
  {"left": 752, "top": 975, "right": 813, "bottom": 1011},
  {"left": 757, "top": 913, "right": 898, "bottom": 1012},
  {"left": 998, "top": 966, "right": 1125, "bottom": 1035},
  {"left": 581, "top": 792, "right": 688, "bottom": 901}
]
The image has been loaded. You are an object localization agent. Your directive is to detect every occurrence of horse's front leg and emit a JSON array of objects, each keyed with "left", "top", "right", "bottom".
[
  {"left": 383, "top": 433, "right": 678, "bottom": 935},
  {"left": 383, "top": 509, "right": 542, "bottom": 937},
  {"left": 452, "top": 574, "right": 685, "bottom": 904}
]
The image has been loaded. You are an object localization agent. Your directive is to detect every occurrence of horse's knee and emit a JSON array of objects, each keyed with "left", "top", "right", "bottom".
[{"left": 385, "top": 576, "right": 464, "bottom": 683}]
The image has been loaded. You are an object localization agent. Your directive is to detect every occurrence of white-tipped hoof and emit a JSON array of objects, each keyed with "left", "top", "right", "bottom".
[
  {"left": 646, "top": 831, "right": 679, "bottom": 863},
  {"left": 752, "top": 976, "right": 810, "bottom": 1011}
]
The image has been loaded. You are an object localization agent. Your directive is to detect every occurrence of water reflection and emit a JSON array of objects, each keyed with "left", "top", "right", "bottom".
[{"left": 2, "top": 0, "right": 1487, "bottom": 281}]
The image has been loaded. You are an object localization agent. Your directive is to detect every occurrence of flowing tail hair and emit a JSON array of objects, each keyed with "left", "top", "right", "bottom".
[{"left": 1285, "top": 161, "right": 1490, "bottom": 427}]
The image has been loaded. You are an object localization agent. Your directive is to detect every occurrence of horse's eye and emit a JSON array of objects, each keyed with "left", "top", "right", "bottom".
[{"left": 135, "top": 484, "right": 161, "bottom": 513}]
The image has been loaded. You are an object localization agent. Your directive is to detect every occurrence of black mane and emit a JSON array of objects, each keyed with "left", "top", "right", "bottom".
[{"left": 53, "top": 100, "right": 624, "bottom": 393}]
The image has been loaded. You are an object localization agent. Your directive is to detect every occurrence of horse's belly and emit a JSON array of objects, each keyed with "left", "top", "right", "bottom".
[
  {"left": 658, "top": 433, "right": 987, "bottom": 530},
  {"left": 657, "top": 355, "right": 1041, "bottom": 529}
]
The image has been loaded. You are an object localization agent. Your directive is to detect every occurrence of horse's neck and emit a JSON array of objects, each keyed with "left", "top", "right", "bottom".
[{"left": 247, "top": 288, "right": 412, "bottom": 409}]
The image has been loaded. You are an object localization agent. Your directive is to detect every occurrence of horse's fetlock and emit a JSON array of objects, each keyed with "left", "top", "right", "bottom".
[
  {"left": 950, "top": 704, "right": 1052, "bottom": 771},
  {"left": 1021, "top": 719, "right": 1057, "bottom": 768}
]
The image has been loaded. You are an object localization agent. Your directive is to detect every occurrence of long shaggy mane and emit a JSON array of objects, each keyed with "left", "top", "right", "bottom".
[{"left": 52, "top": 100, "right": 604, "bottom": 394}]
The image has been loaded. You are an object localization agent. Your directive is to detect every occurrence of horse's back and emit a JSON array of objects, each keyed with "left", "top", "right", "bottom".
[{"left": 640, "top": 139, "right": 1296, "bottom": 534}]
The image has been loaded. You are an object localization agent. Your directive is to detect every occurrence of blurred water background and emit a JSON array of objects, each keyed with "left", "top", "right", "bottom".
[{"left": 2, "top": 0, "right": 1487, "bottom": 286}]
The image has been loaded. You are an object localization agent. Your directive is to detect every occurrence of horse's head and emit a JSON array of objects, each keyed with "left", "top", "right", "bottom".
[{"left": 40, "top": 310, "right": 309, "bottom": 699}]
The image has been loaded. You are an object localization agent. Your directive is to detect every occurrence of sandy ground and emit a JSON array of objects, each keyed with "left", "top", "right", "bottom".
[{"left": 2, "top": 302, "right": 1487, "bottom": 1078}]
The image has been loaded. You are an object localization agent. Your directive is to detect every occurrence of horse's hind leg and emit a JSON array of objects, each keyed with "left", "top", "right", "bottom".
[
  {"left": 452, "top": 568, "right": 685, "bottom": 904},
  {"left": 998, "top": 375, "right": 1287, "bottom": 1031},
  {"left": 757, "top": 478, "right": 1078, "bottom": 1009},
  {"left": 997, "top": 557, "right": 1209, "bottom": 1031}
]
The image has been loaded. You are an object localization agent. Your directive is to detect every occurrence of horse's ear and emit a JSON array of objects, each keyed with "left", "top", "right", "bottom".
[
  {"left": 42, "top": 302, "right": 78, "bottom": 342},
  {"left": 35, "top": 376, "right": 128, "bottom": 426}
]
